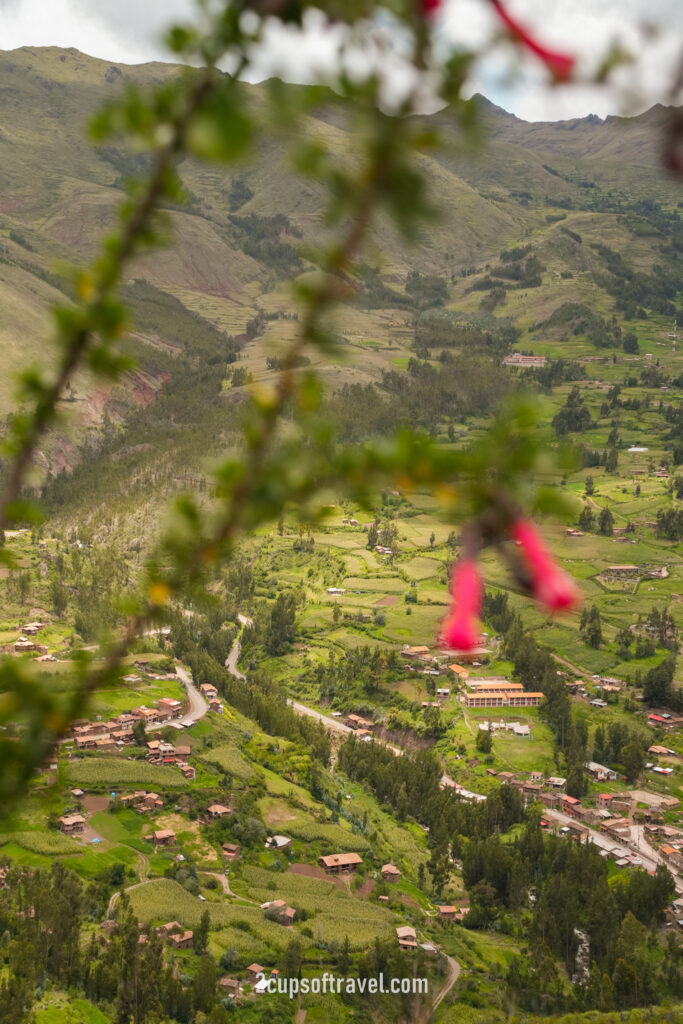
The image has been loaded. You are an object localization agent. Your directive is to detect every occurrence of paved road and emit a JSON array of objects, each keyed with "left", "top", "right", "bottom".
[
  {"left": 286, "top": 699, "right": 408, "bottom": 758},
  {"left": 284, "top": 697, "right": 680, "bottom": 890},
  {"left": 631, "top": 821, "right": 683, "bottom": 893},
  {"left": 287, "top": 700, "right": 352, "bottom": 733},
  {"left": 546, "top": 808, "right": 681, "bottom": 892},
  {"left": 225, "top": 614, "right": 253, "bottom": 681},
  {"left": 176, "top": 662, "right": 208, "bottom": 726}
]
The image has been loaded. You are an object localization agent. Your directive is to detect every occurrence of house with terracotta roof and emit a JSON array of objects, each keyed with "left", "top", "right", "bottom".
[
  {"left": 346, "top": 714, "right": 374, "bottom": 730},
  {"left": 246, "top": 964, "right": 265, "bottom": 984},
  {"left": 318, "top": 852, "right": 363, "bottom": 874},
  {"left": 59, "top": 814, "right": 86, "bottom": 834},
  {"left": 381, "top": 864, "right": 401, "bottom": 882},
  {"left": 396, "top": 925, "right": 417, "bottom": 950},
  {"left": 157, "top": 698, "right": 183, "bottom": 718},
  {"left": 207, "top": 804, "right": 232, "bottom": 820},
  {"left": 153, "top": 829, "right": 176, "bottom": 846},
  {"left": 448, "top": 664, "right": 469, "bottom": 680},
  {"left": 561, "top": 795, "right": 581, "bottom": 816},
  {"left": 219, "top": 978, "right": 240, "bottom": 999}
]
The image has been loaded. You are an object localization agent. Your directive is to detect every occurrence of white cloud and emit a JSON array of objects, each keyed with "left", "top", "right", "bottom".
[
  {"left": 0, "top": 0, "right": 681, "bottom": 120},
  {"left": 444, "top": 0, "right": 683, "bottom": 121}
]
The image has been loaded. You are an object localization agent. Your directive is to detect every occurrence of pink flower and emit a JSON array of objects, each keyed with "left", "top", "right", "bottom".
[
  {"left": 512, "top": 520, "right": 579, "bottom": 611},
  {"left": 489, "top": 0, "right": 576, "bottom": 83},
  {"left": 442, "top": 558, "right": 483, "bottom": 650},
  {"left": 420, "top": 0, "right": 442, "bottom": 16}
]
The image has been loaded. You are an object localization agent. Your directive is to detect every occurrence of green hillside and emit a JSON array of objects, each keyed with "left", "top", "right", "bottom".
[{"left": 1, "top": 45, "right": 683, "bottom": 1024}]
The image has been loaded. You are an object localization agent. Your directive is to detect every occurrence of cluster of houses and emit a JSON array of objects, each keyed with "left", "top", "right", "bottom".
[
  {"left": 155, "top": 921, "right": 194, "bottom": 949},
  {"left": 345, "top": 713, "right": 375, "bottom": 741},
  {"left": 120, "top": 790, "right": 164, "bottom": 812},
  {"left": 401, "top": 644, "right": 494, "bottom": 674},
  {"left": 70, "top": 695, "right": 185, "bottom": 751},
  {"left": 146, "top": 739, "right": 195, "bottom": 779},
  {"left": 643, "top": 823, "right": 683, "bottom": 875},
  {"left": 99, "top": 922, "right": 274, "bottom": 1000},
  {"left": 483, "top": 765, "right": 677, "bottom": 834},
  {"left": 598, "top": 564, "right": 669, "bottom": 583},
  {"left": 6, "top": 621, "right": 50, "bottom": 657},
  {"left": 199, "top": 682, "right": 224, "bottom": 714},
  {"left": 261, "top": 899, "right": 296, "bottom": 926},
  {"left": 647, "top": 710, "right": 683, "bottom": 733}
]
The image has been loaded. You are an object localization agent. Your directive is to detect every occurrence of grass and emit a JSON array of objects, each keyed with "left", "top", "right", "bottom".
[{"left": 33, "top": 993, "right": 110, "bottom": 1024}]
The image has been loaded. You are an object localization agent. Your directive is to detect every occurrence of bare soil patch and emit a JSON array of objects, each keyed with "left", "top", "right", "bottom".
[
  {"left": 151, "top": 813, "right": 220, "bottom": 866},
  {"left": 286, "top": 863, "right": 346, "bottom": 891},
  {"left": 79, "top": 823, "right": 103, "bottom": 845},
  {"left": 375, "top": 595, "right": 398, "bottom": 607},
  {"left": 356, "top": 878, "right": 376, "bottom": 898},
  {"left": 81, "top": 794, "right": 110, "bottom": 813}
]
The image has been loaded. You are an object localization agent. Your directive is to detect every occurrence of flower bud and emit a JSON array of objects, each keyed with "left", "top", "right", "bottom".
[
  {"left": 442, "top": 558, "right": 483, "bottom": 650},
  {"left": 512, "top": 520, "right": 579, "bottom": 611},
  {"left": 489, "top": 0, "right": 575, "bottom": 83}
]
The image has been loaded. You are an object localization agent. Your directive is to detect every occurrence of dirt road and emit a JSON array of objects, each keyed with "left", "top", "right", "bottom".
[
  {"left": 107, "top": 860, "right": 152, "bottom": 917},
  {"left": 550, "top": 652, "right": 588, "bottom": 677},
  {"left": 207, "top": 871, "right": 259, "bottom": 904},
  {"left": 433, "top": 954, "right": 460, "bottom": 1010}
]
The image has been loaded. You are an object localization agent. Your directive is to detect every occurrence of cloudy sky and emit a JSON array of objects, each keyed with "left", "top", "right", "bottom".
[{"left": 0, "top": 0, "right": 681, "bottom": 122}]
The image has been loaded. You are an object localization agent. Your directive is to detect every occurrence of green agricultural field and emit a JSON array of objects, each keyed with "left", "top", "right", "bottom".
[
  {"left": 282, "top": 819, "right": 372, "bottom": 851},
  {"left": 66, "top": 758, "right": 187, "bottom": 789},
  {"left": 198, "top": 743, "right": 256, "bottom": 780},
  {"left": 88, "top": 809, "right": 152, "bottom": 852},
  {"left": 0, "top": 831, "right": 82, "bottom": 856},
  {"left": 128, "top": 878, "right": 329, "bottom": 951},
  {"left": 0, "top": 842, "right": 54, "bottom": 868},
  {"left": 400, "top": 555, "right": 444, "bottom": 581},
  {"left": 60, "top": 843, "right": 140, "bottom": 879},
  {"left": 308, "top": 907, "right": 396, "bottom": 950},
  {"left": 240, "top": 864, "right": 341, "bottom": 909},
  {"left": 342, "top": 576, "right": 408, "bottom": 594}
]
